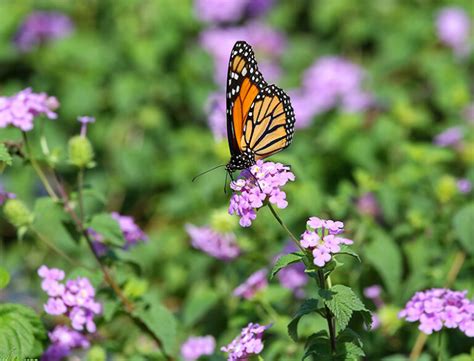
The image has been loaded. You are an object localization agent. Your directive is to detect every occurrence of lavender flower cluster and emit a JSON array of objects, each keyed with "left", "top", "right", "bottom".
[
  {"left": 300, "top": 217, "right": 353, "bottom": 267},
  {"left": 90, "top": 212, "right": 147, "bottom": 255},
  {"left": 186, "top": 224, "right": 240, "bottom": 261},
  {"left": 233, "top": 268, "right": 268, "bottom": 299},
  {"left": 180, "top": 335, "right": 216, "bottom": 361},
  {"left": 0, "top": 88, "right": 59, "bottom": 131},
  {"left": 38, "top": 266, "right": 101, "bottom": 360},
  {"left": 399, "top": 288, "right": 474, "bottom": 336},
  {"left": 291, "top": 57, "right": 373, "bottom": 128},
  {"left": 195, "top": 0, "right": 272, "bottom": 24},
  {"left": 276, "top": 243, "right": 307, "bottom": 297},
  {"left": 229, "top": 160, "right": 295, "bottom": 227},
  {"left": 14, "top": 11, "right": 73, "bottom": 52},
  {"left": 221, "top": 323, "right": 270, "bottom": 361},
  {"left": 436, "top": 7, "right": 471, "bottom": 56}
]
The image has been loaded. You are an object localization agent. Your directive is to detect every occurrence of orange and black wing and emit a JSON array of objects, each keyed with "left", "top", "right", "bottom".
[
  {"left": 226, "top": 41, "right": 267, "bottom": 156},
  {"left": 241, "top": 84, "right": 295, "bottom": 159}
]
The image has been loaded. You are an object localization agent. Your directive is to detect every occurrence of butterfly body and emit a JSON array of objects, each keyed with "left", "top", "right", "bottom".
[{"left": 225, "top": 41, "right": 295, "bottom": 174}]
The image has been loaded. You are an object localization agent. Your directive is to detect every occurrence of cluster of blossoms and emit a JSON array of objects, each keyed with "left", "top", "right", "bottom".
[
  {"left": 229, "top": 160, "right": 295, "bottom": 227},
  {"left": 356, "top": 192, "right": 380, "bottom": 219},
  {"left": 42, "top": 325, "right": 90, "bottom": 361},
  {"left": 186, "top": 224, "right": 240, "bottom": 261},
  {"left": 434, "top": 126, "right": 463, "bottom": 148},
  {"left": 290, "top": 56, "right": 373, "bottom": 128},
  {"left": 233, "top": 268, "right": 268, "bottom": 299},
  {"left": 436, "top": 7, "right": 471, "bottom": 56},
  {"left": 90, "top": 212, "right": 147, "bottom": 256},
  {"left": 300, "top": 217, "right": 353, "bottom": 267},
  {"left": 195, "top": 0, "right": 273, "bottom": 24},
  {"left": 14, "top": 11, "right": 73, "bottom": 52},
  {"left": 38, "top": 266, "right": 101, "bottom": 360},
  {"left": 180, "top": 335, "right": 216, "bottom": 361},
  {"left": 0, "top": 88, "right": 59, "bottom": 131},
  {"left": 457, "top": 178, "right": 472, "bottom": 194},
  {"left": 221, "top": 323, "right": 270, "bottom": 360},
  {"left": 276, "top": 243, "right": 307, "bottom": 297},
  {"left": 399, "top": 288, "right": 474, "bottom": 336},
  {"left": 364, "top": 285, "right": 384, "bottom": 330}
]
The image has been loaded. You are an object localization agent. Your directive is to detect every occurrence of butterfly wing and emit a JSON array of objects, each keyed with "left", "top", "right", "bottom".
[
  {"left": 226, "top": 41, "right": 267, "bottom": 156},
  {"left": 241, "top": 84, "right": 295, "bottom": 159}
]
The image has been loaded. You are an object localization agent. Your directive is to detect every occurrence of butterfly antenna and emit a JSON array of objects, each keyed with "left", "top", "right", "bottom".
[{"left": 192, "top": 164, "right": 226, "bottom": 182}]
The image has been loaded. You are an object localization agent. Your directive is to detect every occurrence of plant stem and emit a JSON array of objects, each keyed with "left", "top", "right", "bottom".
[
  {"left": 77, "top": 168, "right": 85, "bottom": 222},
  {"left": 266, "top": 203, "right": 303, "bottom": 251},
  {"left": 409, "top": 250, "right": 466, "bottom": 361},
  {"left": 21, "top": 132, "right": 58, "bottom": 201},
  {"left": 318, "top": 270, "right": 337, "bottom": 353}
]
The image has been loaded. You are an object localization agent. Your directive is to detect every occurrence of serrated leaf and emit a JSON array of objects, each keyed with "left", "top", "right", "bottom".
[
  {"left": 0, "top": 143, "right": 12, "bottom": 166},
  {"left": 87, "top": 213, "right": 124, "bottom": 247},
  {"left": 0, "top": 267, "right": 10, "bottom": 289},
  {"left": 271, "top": 252, "right": 304, "bottom": 279},
  {"left": 323, "top": 285, "right": 369, "bottom": 333},
  {"left": 302, "top": 331, "right": 331, "bottom": 360},
  {"left": 288, "top": 298, "right": 320, "bottom": 341},
  {"left": 0, "top": 304, "right": 46, "bottom": 359},
  {"left": 365, "top": 231, "right": 402, "bottom": 297},
  {"left": 133, "top": 302, "right": 177, "bottom": 356},
  {"left": 335, "top": 342, "right": 365, "bottom": 360},
  {"left": 453, "top": 203, "right": 474, "bottom": 255}
]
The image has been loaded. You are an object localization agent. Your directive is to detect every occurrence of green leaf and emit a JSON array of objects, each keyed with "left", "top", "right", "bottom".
[
  {"left": 0, "top": 304, "right": 46, "bottom": 359},
  {"left": 365, "top": 231, "right": 402, "bottom": 297},
  {"left": 183, "top": 286, "right": 220, "bottom": 327},
  {"left": 302, "top": 331, "right": 331, "bottom": 360},
  {"left": 0, "top": 267, "right": 10, "bottom": 289},
  {"left": 87, "top": 213, "right": 125, "bottom": 247},
  {"left": 288, "top": 298, "right": 320, "bottom": 341},
  {"left": 335, "top": 342, "right": 365, "bottom": 360},
  {"left": 0, "top": 143, "right": 12, "bottom": 167},
  {"left": 453, "top": 203, "right": 474, "bottom": 255},
  {"left": 133, "top": 302, "right": 177, "bottom": 356},
  {"left": 335, "top": 245, "right": 361, "bottom": 262},
  {"left": 323, "top": 285, "right": 370, "bottom": 333},
  {"left": 271, "top": 252, "right": 304, "bottom": 279}
]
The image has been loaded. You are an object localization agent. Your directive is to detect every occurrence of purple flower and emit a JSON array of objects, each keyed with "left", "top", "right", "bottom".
[
  {"left": 186, "top": 224, "right": 240, "bottom": 261},
  {"left": 276, "top": 243, "right": 307, "bottom": 297},
  {"left": 221, "top": 323, "right": 270, "bottom": 361},
  {"left": 399, "top": 288, "right": 474, "bottom": 336},
  {"left": 38, "top": 265, "right": 101, "bottom": 337},
  {"left": 78, "top": 116, "right": 95, "bottom": 137},
  {"left": 195, "top": 0, "right": 273, "bottom": 23},
  {"left": 457, "top": 178, "right": 472, "bottom": 194},
  {"left": 292, "top": 56, "right": 372, "bottom": 128},
  {"left": 200, "top": 23, "right": 286, "bottom": 85},
  {"left": 364, "top": 285, "right": 384, "bottom": 309},
  {"left": 42, "top": 325, "right": 90, "bottom": 361},
  {"left": 436, "top": 7, "right": 471, "bottom": 56},
  {"left": 229, "top": 160, "right": 295, "bottom": 227},
  {"left": 300, "top": 217, "right": 353, "bottom": 268},
  {"left": 356, "top": 192, "right": 380, "bottom": 218},
  {"left": 181, "top": 335, "right": 216, "bottom": 361},
  {"left": 14, "top": 11, "right": 73, "bottom": 52},
  {"left": 434, "top": 127, "right": 463, "bottom": 147},
  {"left": 0, "top": 88, "right": 59, "bottom": 131},
  {"left": 0, "top": 185, "right": 15, "bottom": 206},
  {"left": 233, "top": 269, "right": 268, "bottom": 299}
]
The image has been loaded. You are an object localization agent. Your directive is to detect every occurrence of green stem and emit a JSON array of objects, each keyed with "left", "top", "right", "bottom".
[
  {"left": 437, "top": 331, "right": 443, "bottom": 361},
  {"left": 21, "top": 132, "right": 58, "bottom": 201},
  {"left": 266, "top": 203, "right": 303, "bottom": 252},
  {"left": 318, "top": 270, "right": 337, "bottom": 354},
  {"left": 77, "top": 168, "right": 85, "bottom": 222}
]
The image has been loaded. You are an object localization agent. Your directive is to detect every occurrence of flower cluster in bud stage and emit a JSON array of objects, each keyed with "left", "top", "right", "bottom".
[
  {"left": 300, "top": 217, "right": 353, "bottom": 267},
  {"left": 233, "top": 269, "right": 268, "bottom": 299},
  {"left": 0, "top": 88, "right": 59, "bottom": 131},
  {"left": 38, "top": 266, "right": 101, "bottom": 360},
  {"left": 180, "top": 335, "right": 216, "bottom": 361},
  {"left": 90, "top": 212, "right": 147, "bottom": 255},
  {"left": 186, "top": 224, "right": 240, "bottom": 261},
  {"left": 229, "top": 160, "right": 295, "bottom": 227},
  {"left": 399, "top": 288, "right": 474, "bottom": 336},
  {"left": 221, "top": 323, "right": 270, "bottom": 361}
]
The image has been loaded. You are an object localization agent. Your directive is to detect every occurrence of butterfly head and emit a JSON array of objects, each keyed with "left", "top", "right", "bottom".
[{"left": 225, "top": 151, "right": 256, "bottom": 174}]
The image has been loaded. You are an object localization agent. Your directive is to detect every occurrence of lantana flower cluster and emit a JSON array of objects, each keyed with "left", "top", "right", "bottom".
[
  {"left": 0, "top": 88, "right": 59, "bottom": 131},
  {"left": 436, "top": 7, "right": 471, "bottom": 56},
  {"left": 399, "top": 288, "right": 474, "bottom": 336},
  {"left": 221, "top": 323, "right": 270, "bottom": 361},
  {"left": 14, "top": 11, "right": 73, "bottom": 52},
  {"left": 195, "top": 0, "right": 272, "bottom": 23},
  {"left": 276, "top": 243, "right": 307, "bottom": 297},
  {"left": 90, "top": 212, "right": 148, "bottom": 255},
  {"left": 38, "top": 266, "right": 101, "bottom": 360},
  {"left": 186, "top": 224, "right": 240, "bottom": 261},
  {"left": 180, "top": 335, "right": 216, "bottom": 361},
  {"left": 233, "top": 269, "right": 268, "bottom": 299},
  {"left": 300, "top": 217, "right": 353, "bottom": 267},
  {"left": 229, "top": 160, "right": 295, "bottom": 227}
]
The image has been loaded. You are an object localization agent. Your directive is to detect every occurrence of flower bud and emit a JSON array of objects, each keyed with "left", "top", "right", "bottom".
[
  {"left": 211, "top": 208, "right": 238, "bottom": 233},
  {"left": 68, "top": 135, "right": 94, "bottom": 168},
  {"left": 379, "top": 305, "right": 403, "bottom": 335},
  {"left": 435, "top": 175, "right": 457, "bottom": 203},
  {"left": 3, "top": 199, "right": 33, "bottom": 228},
  {"left": 87, "top": 345, "right": 106, "bottom": 361}
]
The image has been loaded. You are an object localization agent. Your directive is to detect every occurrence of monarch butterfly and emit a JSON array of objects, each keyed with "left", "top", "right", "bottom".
[{"left": 225, "top": 41, "right": 295, "bottom": 174}]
